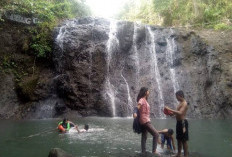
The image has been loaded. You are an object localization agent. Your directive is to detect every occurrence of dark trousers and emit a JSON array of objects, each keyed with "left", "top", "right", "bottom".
[{"left": 141, "top": 122, "right": 159, "bottom": 153}]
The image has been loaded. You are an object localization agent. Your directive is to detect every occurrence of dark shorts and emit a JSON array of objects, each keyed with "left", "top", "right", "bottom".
[
  {"left": 161, "top": 134, "right": 173, "bottom": 150},
  {"left": 176, "top": 119, "right": 189, "bottom": 141}
]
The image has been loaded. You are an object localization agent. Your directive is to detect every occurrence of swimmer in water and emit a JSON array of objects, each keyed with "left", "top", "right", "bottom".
[
  {"left": 79, "top": 124, "right": 89, "bottom": 133},
  {"left": 57, "top": 118, "right": 81, "bottom": 133}
]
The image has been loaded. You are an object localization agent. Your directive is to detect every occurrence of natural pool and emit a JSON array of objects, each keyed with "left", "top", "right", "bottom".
[{"left": 1, "top": 118, "right": 232, "bottom": 157}]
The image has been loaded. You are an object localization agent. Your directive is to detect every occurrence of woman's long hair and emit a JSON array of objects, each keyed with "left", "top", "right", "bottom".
[{"left": 137, "top": 87, "right": 149, "bottom": 102}]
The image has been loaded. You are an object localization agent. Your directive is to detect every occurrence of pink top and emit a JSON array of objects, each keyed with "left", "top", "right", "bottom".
[{"left": 138, "top": 98, "right": 150, "bottom": 124}]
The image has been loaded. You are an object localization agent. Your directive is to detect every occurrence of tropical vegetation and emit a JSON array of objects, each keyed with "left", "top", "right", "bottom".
[
  {"left": 117, "top": 0, "right": 232, "bottom": 30},
  {"left": 0, "top": 0, "right": 91, "bottom": 58}
]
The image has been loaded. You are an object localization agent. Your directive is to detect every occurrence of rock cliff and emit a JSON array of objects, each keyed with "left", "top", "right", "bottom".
[
  {"left": 0, "top": 17, "right": 232, "bottom": 119},
  {"left": 52, "top": 17, "right": 232, "bottom": 118}
]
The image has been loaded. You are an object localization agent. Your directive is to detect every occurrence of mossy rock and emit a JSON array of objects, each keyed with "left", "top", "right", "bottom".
[
  {"left": 16, "top": 76, "right": 39, "bottom": 102},
  {"left": 22, "top": 36, "right": 30, "bottom": 52}
]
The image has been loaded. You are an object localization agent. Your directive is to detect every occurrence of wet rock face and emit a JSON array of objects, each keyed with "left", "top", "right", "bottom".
[
  {"left": 53, "top": 17, "right": 232, "bottom": 118},
  {"left": 0, "top": 73, "right": 19, "bottom": 119},
  {"left": 0, "top": 18, "right": 231, "bottom": 119},
  {"left": 53, "top": 18, "right": 110, "bottom": 116}
]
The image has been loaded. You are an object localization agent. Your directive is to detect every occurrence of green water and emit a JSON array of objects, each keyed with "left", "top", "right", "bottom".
[{"left": 0, "top": 118, "right": 231, "bottom": 157}]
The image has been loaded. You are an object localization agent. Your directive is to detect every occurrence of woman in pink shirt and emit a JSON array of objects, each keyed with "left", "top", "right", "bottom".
[{"left": 137, "top": 87, "right": 160, "bottom": 156}]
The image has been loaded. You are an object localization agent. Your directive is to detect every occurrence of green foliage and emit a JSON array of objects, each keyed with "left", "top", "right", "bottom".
[
  {"left": 2, "top": 56, "right": 17, "bottom": 69},
  {"left": 0, "top": 12, "right": 3, "bottom": 22},
  {"left": 0, "top": 55, "right": 22, "bottom": 81},
  {"left": 29, "top": 22, "right": 53, "bottom": 57},
  {"left": 214, "top": 23, "right": 232, "bottom": 30},
  {"left": 1, "top": 0, "right": 91, "bottom": 58},
  {"left": 153, "top": 0, "right": 172, "bottom": 12},
  {"left": 116, "top": 0, "right": 160, "bottom": 25},
  {"left": 117, "top": 0, "right": 232, "bottom": 30}
]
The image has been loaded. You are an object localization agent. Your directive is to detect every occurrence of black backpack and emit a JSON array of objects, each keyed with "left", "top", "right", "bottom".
[{"left": 133, "top": 107, "right": 142, "bottom": 134}]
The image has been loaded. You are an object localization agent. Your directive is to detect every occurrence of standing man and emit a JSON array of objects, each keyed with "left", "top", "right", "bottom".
[{"left": 165, "top": 90, "right": 188, "bottom": 157}]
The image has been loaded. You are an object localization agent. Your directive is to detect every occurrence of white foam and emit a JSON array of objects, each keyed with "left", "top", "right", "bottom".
[{"left": 67, "top": 128, "right": 105, "bottom": 134}]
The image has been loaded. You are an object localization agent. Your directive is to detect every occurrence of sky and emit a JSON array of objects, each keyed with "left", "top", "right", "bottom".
[{"left": 85, "top": 0, "right": 129, "bottom": 18}]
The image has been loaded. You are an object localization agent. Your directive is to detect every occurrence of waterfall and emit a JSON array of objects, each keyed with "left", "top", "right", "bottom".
[
  {"left": 133, "top": 23, "right": 140, "bottom": 93},
  {"left": 105, "top": 20, "right": 119, "bottom": 117},
  {"left": 51, "top": 17, "right": 225, "bottom": 119},
  {"left": 87, "top": 22, "right": 96, "bottom": 106},
  {"left": 55, "top": 20, "right": 77, "bottom": 72},
  {"left": 147, "top": 27, "right": 165, "bottom": 117},
  {"left": 88, "top": 46, "right": 93, "bottom": 105},
  {"left": 166, "top": 29, "right": 179, "bottom": 93},
  {"left": 31, "top": 95, "right": 65, "bottom": 119},
  {"left": 56, "top": 20, "right": 76, "bottom": 52},
  {"left": 121, "top": 71, "right": 133, "bottom": 116}
]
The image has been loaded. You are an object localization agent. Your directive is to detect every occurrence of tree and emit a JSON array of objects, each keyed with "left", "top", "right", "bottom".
[{"left": 117, "top": 0, "right": 232, "bottom": 29}]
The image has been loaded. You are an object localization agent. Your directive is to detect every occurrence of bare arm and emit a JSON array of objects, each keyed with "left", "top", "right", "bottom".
[
  {"left": 68, "top": 121, "right": 75, "bottom": 126},
  {"left": 68, "top": 121, "right": 81, "bottom": 133},
  {"left": 158, "top": 129, "right": 167, "bottom": 134},
  {"left": 165, "top": 104, "right": 187, "bottom": 116},
  {"left": 75, "top": 125, "right": 81, "bottom": 133}
]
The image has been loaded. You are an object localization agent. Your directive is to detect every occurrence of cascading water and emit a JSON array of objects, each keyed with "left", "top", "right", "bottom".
[
  {"left": 132, "top": 23, "right": 140, "bottom": 92},
  {"left": 55, "top": 20, "right": 77, "bottom": 72},
  {"left": 53, "top": 17, "right": 195, "bottom": 118},
  {"left": 56, "top": 20, "right": 76, "bottom": 52},
  {"left": 147, "top": 27, "right": 165, "bottom": 118},
  {"left": 87, "top": 48, "right": 93, "bottom": 106},
  {"left": 105, "top": 20, "right": 119, "bottom": 117},
  {"left": 165, "top": 29, "right": 180, "bottom": 108},
  {"left": 166, "top": 29, "right": 179, "bottom": 93},
  {"left": 87, "top": 22, "right": 96, "bottom": 106},
  {"left": 31, "top": 20, "right": 78, "bottom": 119},
  {"left": 121, "top": 70, "right": 133, "bottom": 116},
  {"left": 27, "top": 95, "right": 65, "bottom": 119}
]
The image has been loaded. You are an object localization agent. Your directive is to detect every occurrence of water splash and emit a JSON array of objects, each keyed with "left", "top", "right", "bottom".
[
  {"left": 147, "top": 27, "right": 165, "bottom": 118},
  {"left": 30, "top": 96, "right": 63, "bottom": 119}
]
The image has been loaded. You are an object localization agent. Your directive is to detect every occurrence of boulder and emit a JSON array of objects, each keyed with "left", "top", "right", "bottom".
[{"left": 48, "top": 148, "right": 74, "bottom": 157}]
